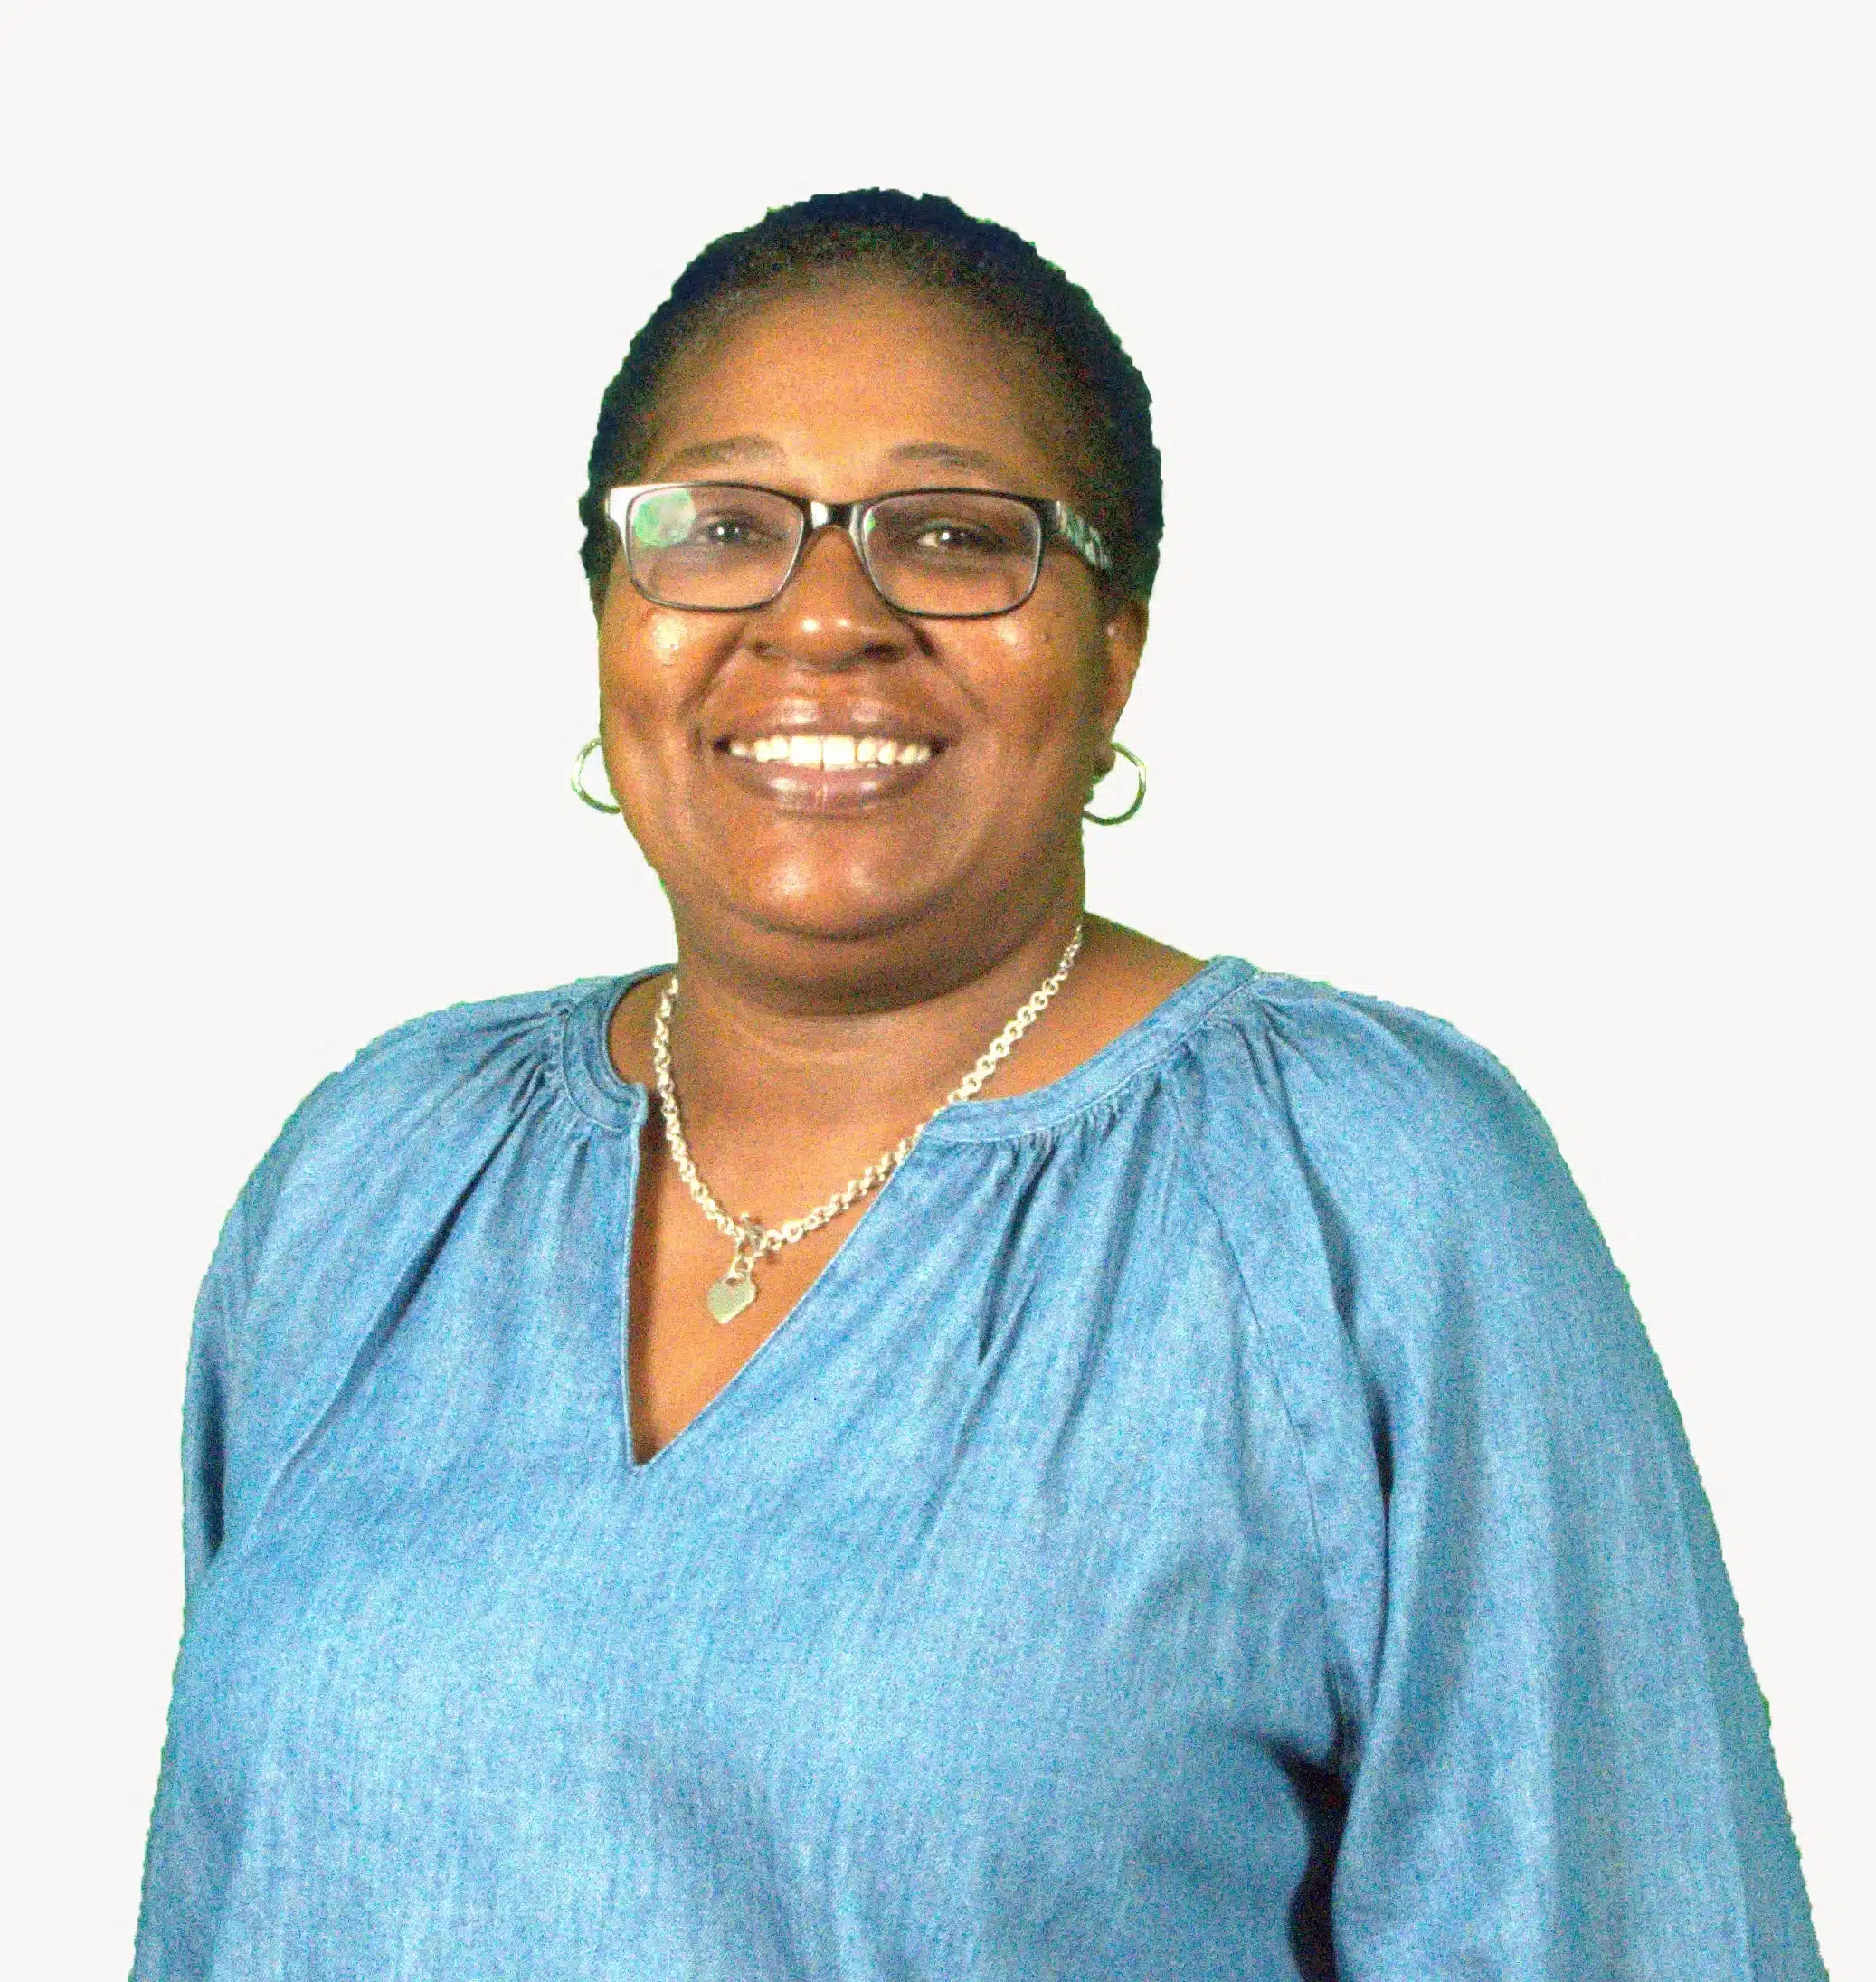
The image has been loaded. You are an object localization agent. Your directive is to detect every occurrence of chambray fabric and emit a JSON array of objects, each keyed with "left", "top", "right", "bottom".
[{"left": 134, "top": 961, "right": 1824, "bottom": 1980}]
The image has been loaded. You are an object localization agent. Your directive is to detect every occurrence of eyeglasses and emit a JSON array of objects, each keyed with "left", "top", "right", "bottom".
[{"left": 603, "top": 482, "right": 1113, "bottom": 619}]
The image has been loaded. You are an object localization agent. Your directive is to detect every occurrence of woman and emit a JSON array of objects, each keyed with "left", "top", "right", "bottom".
[{"left": 135, "top": 191, "right": 1823, "bottom": 1979}]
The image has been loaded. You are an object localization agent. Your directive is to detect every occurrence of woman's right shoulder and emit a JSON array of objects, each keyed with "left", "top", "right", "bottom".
[
  {"left": 181, "top": 975, "right": 651, "bottom": 1570},
  {"left": 237, "top": 975, "right": 639, "bottom": 1232}
]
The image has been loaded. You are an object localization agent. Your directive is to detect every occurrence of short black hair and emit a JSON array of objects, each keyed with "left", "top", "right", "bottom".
[{"left": 577, "top": 189, "right": 1162, "bottom": 608}]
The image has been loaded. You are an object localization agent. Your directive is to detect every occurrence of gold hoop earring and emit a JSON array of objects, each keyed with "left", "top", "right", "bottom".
[
  {"left": 1083, "top": 740, "right": 1145, "bottom": 826},
  {"left": 571, "top": 736, "right": 621, "bottom": 814}
]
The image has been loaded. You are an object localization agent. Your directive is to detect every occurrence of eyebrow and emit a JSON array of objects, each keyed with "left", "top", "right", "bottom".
[
  {"left": 656, "top": 435, "right": 785, "bottom": 474},
  {"left": 883, "top": 441, "right": 1013, "bottom": 479},
  {"left": 651, "top": 437, "right": 1019, "bottom": 481}
]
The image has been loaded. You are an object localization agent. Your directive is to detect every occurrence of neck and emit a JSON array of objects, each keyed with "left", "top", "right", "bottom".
[
  {"left": 652, "top": 895, "right": 1090, "bottom": 1146},
  {"left": 607, "top": 904, "right": 1206, "bottom": 1239}
]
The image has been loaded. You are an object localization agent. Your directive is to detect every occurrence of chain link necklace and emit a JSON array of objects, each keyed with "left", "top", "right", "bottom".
[{"left": 652, "top": 924, "right": 1085, "bottom": 1323}]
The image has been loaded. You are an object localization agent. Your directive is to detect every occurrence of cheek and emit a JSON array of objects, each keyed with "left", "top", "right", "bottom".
[
  {"left": 974, "top": 619, "right": 1103, "bottom": 744},
  {"left": 647, "top": 614, "right": 687, "bottom": 665},
  {"left": 599, "top": 605, "right": 722, "bottom": 727}
]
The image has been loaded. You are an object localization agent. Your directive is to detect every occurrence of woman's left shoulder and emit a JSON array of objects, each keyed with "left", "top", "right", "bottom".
[
  {"left": 1175, "top": 963, "right": 1600, "bottom": 1264},
  {"left": 1191, "top": 962, "right": 1549, "bottom": 1140},
  {"left": 1177, "top": 968, "right": 1657, "bottom": 1486}
]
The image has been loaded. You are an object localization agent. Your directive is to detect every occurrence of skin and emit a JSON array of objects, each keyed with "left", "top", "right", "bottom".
[{"left": 596, "top": 275, "right": 1202, "bottom": 1460}]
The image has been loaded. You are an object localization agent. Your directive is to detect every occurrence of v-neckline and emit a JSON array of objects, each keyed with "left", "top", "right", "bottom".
[
  {"left": 586, "top": 969, "right": 920, "bottom": 1475},
  {"left": 618, "top": 1113, "right": 914, "bottom": 1475},
  {"left": 554, "top": 958, "right": 1260, "bottom": 1473}
]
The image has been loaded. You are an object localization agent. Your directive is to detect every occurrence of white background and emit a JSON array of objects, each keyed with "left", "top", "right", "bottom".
[{"left": 3, "top": 4, "right": 1869, "bottom": 1973}]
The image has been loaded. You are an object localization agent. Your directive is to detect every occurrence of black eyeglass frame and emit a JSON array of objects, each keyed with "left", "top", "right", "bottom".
[{"left": 602, "top": 481, "right": 1114, "bottom": 620}]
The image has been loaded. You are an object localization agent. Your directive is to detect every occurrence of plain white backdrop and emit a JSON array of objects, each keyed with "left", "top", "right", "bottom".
[{"left": 3, "top": 4, "right": 1869, "bottom": 1973}]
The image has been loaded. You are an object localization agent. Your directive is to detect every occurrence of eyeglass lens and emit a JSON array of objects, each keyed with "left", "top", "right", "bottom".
[{"left": 624, "top": 485, "right": 1045, "bottom": 616}]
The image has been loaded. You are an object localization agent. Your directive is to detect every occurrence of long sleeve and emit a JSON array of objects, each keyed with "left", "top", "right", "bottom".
[
  {"left": 180, "top": 1193, "right": 244, "bottom": 1601},
  {"left": 1255, "top": 989, "right": 1825, "bottom": 1978}
]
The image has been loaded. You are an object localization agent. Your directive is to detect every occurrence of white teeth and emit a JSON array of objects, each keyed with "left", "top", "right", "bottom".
[{"left": 728, "top": 733, "right": 935, "bottom": 768}]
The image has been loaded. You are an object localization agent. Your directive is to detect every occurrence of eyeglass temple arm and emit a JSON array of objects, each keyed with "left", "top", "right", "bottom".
[{"left": 1047, "top": 502, "right": 1113, "bottom": 574}]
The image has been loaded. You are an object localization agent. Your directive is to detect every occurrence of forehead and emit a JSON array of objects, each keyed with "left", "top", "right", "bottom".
[{"left": 642, "top": 277, "right": 1089, "bottom": 497}]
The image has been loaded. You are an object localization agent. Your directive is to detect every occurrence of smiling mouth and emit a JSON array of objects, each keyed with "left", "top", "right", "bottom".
[
  {"left": 712, "top": 726, "right": 946, "bottom": 811},
  {"left": 723, "top": 732, "right": 937, "bottom": 768}
]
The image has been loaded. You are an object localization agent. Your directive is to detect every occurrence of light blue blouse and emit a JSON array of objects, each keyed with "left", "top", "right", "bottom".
[{"left": 135, "top": 961, "right": 1824, "bottom": 1979}]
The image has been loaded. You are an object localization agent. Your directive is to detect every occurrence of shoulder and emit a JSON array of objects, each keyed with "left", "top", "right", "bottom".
[
  {"left": 201, "top": 972, "right": 638, "bottom": 1395},
  {"left": 289, "top": 976, "right": 615, "bottom": 1127},
  {"left": 317, "top": 974, "right": 613, "bottom": 1097},
  {"left": 1178, "top": 965, "right": 1568, "bottom": 1210},
  {"left": 233, "top": 975, "right": 633, "bottom": 1257},
  {"left": 1173, "top": 972, "right": 1669, "bottom": 1545},
  {"left": 1172, "top": 967, "right": 1629, "bottom": 1372}
]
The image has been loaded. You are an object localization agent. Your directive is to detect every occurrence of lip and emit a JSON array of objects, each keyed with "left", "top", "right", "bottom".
[
  {"left": 712, "top": 740, "right": 945, "bottom": 813},
  {"left": 706, "top": 699, "right": 952, "bottom": 814}
]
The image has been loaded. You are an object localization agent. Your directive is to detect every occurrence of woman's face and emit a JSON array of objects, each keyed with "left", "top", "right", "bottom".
[{"left": 595, "top": 276, "right": 1144, "bottom": 990}]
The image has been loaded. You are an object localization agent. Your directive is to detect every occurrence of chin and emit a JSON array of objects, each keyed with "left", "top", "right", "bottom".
[
  {"left": 739, "top": 887, "right": 952, "bottom": 953},
  {"left": 696, "top": 836, "right": 971, "bottom": 946}
]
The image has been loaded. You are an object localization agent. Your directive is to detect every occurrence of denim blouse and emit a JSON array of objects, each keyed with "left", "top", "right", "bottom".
[{"left": 134, "top": 960, "right": 1824, "bottom": 1980}]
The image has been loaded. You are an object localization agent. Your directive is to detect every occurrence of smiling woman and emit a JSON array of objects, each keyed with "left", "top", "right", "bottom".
[{"left": 132, "top": 192, "right": 1824, "bottom": 1981}]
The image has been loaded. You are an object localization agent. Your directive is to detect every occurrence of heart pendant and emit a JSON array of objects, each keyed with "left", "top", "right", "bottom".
[{"left": 705, "top": 1274, "right": 757, "bottom": 1324}]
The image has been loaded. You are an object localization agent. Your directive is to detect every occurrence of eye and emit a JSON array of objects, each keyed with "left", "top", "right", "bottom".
[
  {"left": 694, "top": 507, "right": 785, "bottom": 549},
  {"left": 631, "top": 487, "right": 797, "bottom": 555},
  {"left": 869, "top": 501, "right": 1032, "bottom": 560},
  {"left": 913, "top": 520, "right": 998, "bottom": 555}
]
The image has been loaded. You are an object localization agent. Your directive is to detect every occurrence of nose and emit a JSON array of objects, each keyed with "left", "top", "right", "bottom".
[{"left": 746, "top": 523, "right": 914, "bottom": 669}]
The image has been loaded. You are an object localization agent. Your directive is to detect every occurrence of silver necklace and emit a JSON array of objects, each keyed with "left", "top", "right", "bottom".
[{"left": 651, "top": 924, "right": 1085, "bottom": 1323}]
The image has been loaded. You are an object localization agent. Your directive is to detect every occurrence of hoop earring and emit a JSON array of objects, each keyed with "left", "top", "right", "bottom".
[
  {"left": 571, "top": 735, "right": 621, "bottom": 814},
  {"left": 1083, "top": 740, "right": 1145, "bottom": 826}
]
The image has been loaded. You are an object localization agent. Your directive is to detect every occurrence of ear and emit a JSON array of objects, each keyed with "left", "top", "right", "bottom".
[{"left": 1095, "top": 594, "right": 1148, "bottom": 742}]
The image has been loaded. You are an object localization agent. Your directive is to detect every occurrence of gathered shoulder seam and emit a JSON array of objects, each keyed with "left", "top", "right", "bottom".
[{"left": 1161, "top": 996, "right": 1370, "bottom": 1754}]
